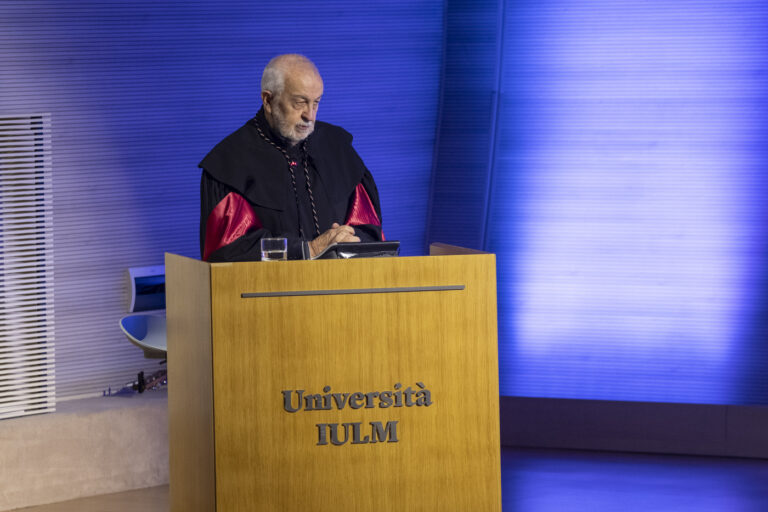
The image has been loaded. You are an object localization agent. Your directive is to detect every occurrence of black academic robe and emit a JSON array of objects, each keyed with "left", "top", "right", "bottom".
[{"left": 200, "top": 109, "right": 383, "bottom": 262}]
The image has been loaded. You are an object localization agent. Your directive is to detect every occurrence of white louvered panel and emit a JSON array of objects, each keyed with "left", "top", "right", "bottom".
[
  {"left": 0, "top": 326, "right": 55, "bottom": 339},
  {"left": 0, "top": 352, "right": 55, "bottom": 366},
  {"left": 0, "top": 113, "right": 56, "bottom": 419}
]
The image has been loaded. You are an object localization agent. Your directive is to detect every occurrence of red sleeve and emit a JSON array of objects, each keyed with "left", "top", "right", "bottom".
[
  {"left": 203, "top": 192, "right": 263, "bottom": 261},
  {"left": 345, "top": 183, "right": 381, "bottom": 227}
]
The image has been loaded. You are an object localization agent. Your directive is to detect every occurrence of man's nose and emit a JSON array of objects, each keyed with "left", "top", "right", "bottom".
[{"left": 302, "top": 104, "right": 316, "bottom": 122}]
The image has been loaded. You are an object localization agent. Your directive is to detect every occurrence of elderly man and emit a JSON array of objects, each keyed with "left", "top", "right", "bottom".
[{"left": 199, "top": 54, "right": 383, "bottom": 261}]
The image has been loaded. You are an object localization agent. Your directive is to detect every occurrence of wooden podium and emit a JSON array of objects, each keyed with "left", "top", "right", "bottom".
[{"left": 166, "top": 245, "right": 501, "bottom": 511}]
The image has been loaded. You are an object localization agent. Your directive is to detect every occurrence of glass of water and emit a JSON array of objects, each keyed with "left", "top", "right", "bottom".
[{"left": 260, "top": 237, "right": 287, "bottom": 261}]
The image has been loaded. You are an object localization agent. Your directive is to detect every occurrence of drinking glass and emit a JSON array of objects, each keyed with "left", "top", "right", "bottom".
[{"left": 260, "top": 237, "right": 287, "bottom": 261}]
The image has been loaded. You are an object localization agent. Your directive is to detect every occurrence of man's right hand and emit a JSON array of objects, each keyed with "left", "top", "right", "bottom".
[{"left": 308, "top": 223, "right": 360, "bottom": 258}]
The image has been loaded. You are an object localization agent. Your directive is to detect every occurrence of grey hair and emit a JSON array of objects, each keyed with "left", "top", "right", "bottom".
[{"left": 261, "top": 54, "right": 319, "bottom": 99}]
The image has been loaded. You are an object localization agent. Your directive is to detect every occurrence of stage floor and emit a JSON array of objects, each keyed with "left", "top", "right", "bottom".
[
  {"left": 16, "top": 447, "right": 768, "bottom": 511},
  {"left": 503, "top": 447, "right": 768, "bottom": 511}
]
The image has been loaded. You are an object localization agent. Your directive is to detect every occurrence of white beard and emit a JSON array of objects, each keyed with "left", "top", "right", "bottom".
[{"left": 271, "top": 105, "right": 314, "bottom": 145}]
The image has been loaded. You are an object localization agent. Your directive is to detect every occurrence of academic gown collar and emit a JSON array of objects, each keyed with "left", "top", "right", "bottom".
[{"left": 199, "top": 109, "right": 364, "bottom": 211}]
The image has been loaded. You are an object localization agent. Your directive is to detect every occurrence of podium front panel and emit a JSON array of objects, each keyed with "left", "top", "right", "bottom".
[
  {"left": 168, "top": 253, "right": 500, "bottom": 511},
  {"left": 211, "top": 255, "right": 500, "bottom": 512}
]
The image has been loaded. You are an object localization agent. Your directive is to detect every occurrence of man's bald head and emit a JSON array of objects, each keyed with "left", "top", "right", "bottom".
[
  {"left": 261, "top": 54, "right": 322, "bottom": 99},
  {"left": 260, "top": 54, "right": 324, "bottom": 145}
]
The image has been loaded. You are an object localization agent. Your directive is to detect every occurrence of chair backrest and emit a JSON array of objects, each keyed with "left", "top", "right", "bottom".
[{"left": 126, "top": 265, "right": 165, "bottom": 312}]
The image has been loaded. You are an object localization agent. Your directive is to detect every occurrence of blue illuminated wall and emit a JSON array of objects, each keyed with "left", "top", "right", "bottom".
[
  {"left": 5, "top": 0, "right": 768, "bottom": 405},
  {"left": 0, "top": 0, "right": 443, "bottom": 398},
  {"left": 431, "top": 0, "right": 768, "bottom": 404}
]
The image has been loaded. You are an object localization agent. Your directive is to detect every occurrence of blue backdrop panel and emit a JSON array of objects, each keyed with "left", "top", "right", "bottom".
[
  {"left": 486, "top": 0, "right": 768, "bottom": 404},
  {"left": 0, "top": 0, "right": 443, "bottom": 398},
  {"left": 427, "top": 0, "right": 502, "bottom": 250}
]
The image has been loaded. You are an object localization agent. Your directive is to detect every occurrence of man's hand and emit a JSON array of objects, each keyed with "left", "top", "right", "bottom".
[{"left": 308, "top": 223, "right": 360, "bottom": 258}]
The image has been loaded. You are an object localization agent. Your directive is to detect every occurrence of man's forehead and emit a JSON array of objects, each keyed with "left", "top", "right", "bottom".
[{"left": 284, "top": 69, "right": 323, "bottom": 97}]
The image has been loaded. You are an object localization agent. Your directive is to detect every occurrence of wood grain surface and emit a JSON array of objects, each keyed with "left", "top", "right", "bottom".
[
  {"left": 206, "top": 254, "right": 501, "bottom": 511},
  {"left": 429, "top": 242, "right": 489, "bottom": 255},
  {"left": 165, "top": 254, "right": 216, "bottom": 512}
]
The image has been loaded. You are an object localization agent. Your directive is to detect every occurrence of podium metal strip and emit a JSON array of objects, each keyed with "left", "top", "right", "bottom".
[{"left": 241, "top": 285, "right": 465, "bottom": 298}]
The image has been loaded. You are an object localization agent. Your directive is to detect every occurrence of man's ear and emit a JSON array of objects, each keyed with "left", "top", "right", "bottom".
[{"left": 261, "top": 91, "right": 272, "bottom": 114}]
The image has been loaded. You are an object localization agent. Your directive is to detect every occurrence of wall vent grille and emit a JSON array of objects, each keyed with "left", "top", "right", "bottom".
[{"left": 0, "top": 113, "right": 55, "bottom": 419}]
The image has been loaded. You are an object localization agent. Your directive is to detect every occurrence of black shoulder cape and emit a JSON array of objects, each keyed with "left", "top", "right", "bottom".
[{"left": 199, "top": 114, "right": 367, "bottom": 211}]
